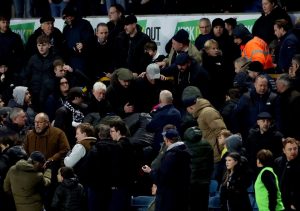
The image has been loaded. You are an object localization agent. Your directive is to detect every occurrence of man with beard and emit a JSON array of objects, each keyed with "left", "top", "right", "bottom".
[
  {"left": 24, "top": 112, "right": 70, "bottom": 164},
  {"left": 24, "top": 112, "right": 70, "bottom": 210}
]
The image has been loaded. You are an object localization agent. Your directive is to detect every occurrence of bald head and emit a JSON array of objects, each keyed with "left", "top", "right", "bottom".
[
  {"left": 34, "top": 113, "right": 50, "bottom": 134},
  {"left": 159, "top": 90, "right": 173, "bottom": 105},
  {"left": 35, "top": 113, "right": 50, "bottom": 122}
]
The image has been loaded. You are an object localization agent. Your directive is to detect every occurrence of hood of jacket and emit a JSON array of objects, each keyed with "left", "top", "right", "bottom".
[
  {"left": 192, "top": 98, "right": 213, "bottom": 118},
  {"left": 61, "top": 177, "right": 79, "bottom": 188},
  {"left": 12, "top": 86, "right": 28, "bottom": 106},
  {"left": 15, "top": 159, "right": 36, "bottom": 172}
]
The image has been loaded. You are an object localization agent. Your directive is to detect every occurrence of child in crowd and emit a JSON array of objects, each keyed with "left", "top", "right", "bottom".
[
  {"left": 144, "top": 40, "right": 166, "bottom": 63},
  {"left": 212, "top": 129, "right": 232, "bottom": 183},
  {"left": 217, "top": 129, "right": 232, "bottom": 158},
  {"left": 51, "top": 167, "right": 86, "bottom": 211}
]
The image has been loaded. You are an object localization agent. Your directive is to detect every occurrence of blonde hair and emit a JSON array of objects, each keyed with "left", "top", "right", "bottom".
[
  {"left": 204, "top": 39, "right": 218, "bottom": 50},
  {"left": 217, "top": 129, "right": 232, "bottom": 139}
]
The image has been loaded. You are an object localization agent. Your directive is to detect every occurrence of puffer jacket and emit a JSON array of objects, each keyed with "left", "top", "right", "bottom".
[
  {"left": 3, "top": 159, "right": 51, "bottom": 211},
  {"left": 51, "top": 177, "right": 85, "bottom": 211},
  {"left": 192, "top": 98, "right": 227, "bottom": 162}
]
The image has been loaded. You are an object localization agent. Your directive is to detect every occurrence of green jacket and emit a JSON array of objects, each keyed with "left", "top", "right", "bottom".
[
  {"left": 4, "top": 159, "right": 51, "bottom": 211},
  {"left": 183, "top": 126, "right": 214, "bottom": 185}
]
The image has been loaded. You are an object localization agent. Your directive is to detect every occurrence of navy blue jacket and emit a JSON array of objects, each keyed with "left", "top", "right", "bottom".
[
  {"left": 276, "top": 31, "right": 300, "bottom": 72},
  {"left": 146, "top": 104, "right": 181, "bottom": 153},
  {"left": 150, "top": 142, "right": 191, "bottom": 211},
  {"left": 234, "top": 88, "right": 279, "bottom": 138}
]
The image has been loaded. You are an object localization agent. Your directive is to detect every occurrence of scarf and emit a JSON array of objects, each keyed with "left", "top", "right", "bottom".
[{"left": 64, "top": 101, "right": 84, "bottom": 127}]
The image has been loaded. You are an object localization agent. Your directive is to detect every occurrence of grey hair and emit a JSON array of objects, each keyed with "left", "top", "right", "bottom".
[
  {"left": 199, "top": 18, "right": 211, "bottom": 26},
  {"left": 9, "top": 108, "right": 24, "bottom": 121},
  {"left": 277, "top": 73, "right": 291, "bottom": 88},
  {"left": 96, "top": 123, "right": 111, "bottom": 139},
  {"left": 93, "top": 81, "right": 107, "bottom": 91}
]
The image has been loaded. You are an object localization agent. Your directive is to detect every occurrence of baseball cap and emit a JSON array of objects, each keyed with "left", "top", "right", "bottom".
[
  {"left": 146, "top": 63, "right": 160, "bottom": 80},
  {"left": 175, "top": 53, "right": 190, "bottom": 65},
  {"left": 162, "top": 128, "right": 179, "bottom": 139},
  {"left": 30, "top": 151, "right": 46, "bottom": 163}
]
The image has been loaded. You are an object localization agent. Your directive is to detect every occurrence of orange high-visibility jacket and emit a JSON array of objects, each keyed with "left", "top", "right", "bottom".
[{"left": 242, "top": 36, "right": 274, "bottom": 70}]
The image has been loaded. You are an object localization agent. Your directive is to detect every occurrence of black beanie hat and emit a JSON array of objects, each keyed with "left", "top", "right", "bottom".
[
  {"left": 63, "top": 5, "right": 78, "bottom": 17},
  {"left": 212, "top": 18, "right": 225, "bottom": 28},
  {"left": 172, "top": 29, "right": 189, "bottom": 44},
  {"left": 248, "top": 61, "right": 263, "bottom": 73},
  {"left": 40, "top": 16, "right": 55, "bottom": 24}
]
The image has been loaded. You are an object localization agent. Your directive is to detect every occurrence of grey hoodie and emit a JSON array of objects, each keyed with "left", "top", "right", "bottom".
[{"left": 12, "top": 86, "right": 28, "bottom": 106}]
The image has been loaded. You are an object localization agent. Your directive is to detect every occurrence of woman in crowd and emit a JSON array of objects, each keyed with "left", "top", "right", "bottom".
[
  {"left": 252, "top": 0, "right": 291, "bottom": 45},
  {"left": 45, "top": 77, "right": 70, "bottom": 122},
  {"left": 220, "top": 152, "right": 252, "bottom": 211}
]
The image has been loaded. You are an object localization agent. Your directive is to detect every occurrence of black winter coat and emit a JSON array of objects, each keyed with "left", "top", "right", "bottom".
[
  {"left": 274, "top": 155, "right": 300, "bottom": 210},
  {"left": 252, "top": 6, "right": 292, "bottom": 44},
  {"left": 106, "top": 76, "right": 138, "bottom": 118},
  {"left": 115, "top": 26, "right": 151, "bottom": 73},
  {"left": 151, "top": 142, "right": 191, "bottom": 211},
  {"left": 246, "top": 126, "right": 283, "bottom": 170},
  {"left": 22, "top": 51, "right": 60, "bottom": 96},
  {"left": 0, "top": 29, "right": 24, "bottom": 74},
  {"left": 220, "top": 168, "right": 252, "bottom": 211},
  {"left": 79, "top": 139, "right": 121, "bottom": 188},
  {"left": 51, "top": 178, "right": 86, "bottom": 211},
  {"left": 25, "top": 27, "right": 65, "bottom": 60},
  {"left": 183, "top": 127, "right": 214, "bottom": 185}
]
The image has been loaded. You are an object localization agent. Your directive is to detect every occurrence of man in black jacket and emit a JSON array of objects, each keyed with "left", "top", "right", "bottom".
[
  {"left": 21, "top": 35, "right": 60, "bottom": 112},
  {"left": 25, "top": 16, "right": 65, "bottom": 60},
  {"left": 245, "top": 112, "right": 283, "bottom": 170},
  {"left": 114, "top": 14, "right": 151, "bottom": 74},
  {"left": 0, "top": 15, "right": 24, "bottom": 77},
  {"left": 274, "top": 137, "right": 300, "bottom": 211},
  {"left": 142, "top": 128, "right": 191, "bottom": 211}
]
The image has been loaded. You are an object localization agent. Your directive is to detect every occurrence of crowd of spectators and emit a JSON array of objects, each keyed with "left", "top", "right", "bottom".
[
  {"left": 0, "top": 0, "right": 300, "bottom": 210},
  {"left": 1, "top": 0, "right": 300, "bottom": 18}
]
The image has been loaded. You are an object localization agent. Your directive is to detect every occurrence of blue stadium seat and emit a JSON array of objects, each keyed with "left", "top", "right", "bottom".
[
  {"left": 247, "top": 183, "right": 258, "bottom": 211},
  {"left": 209, "top": 180, "right": 219, "bottom": 197},
  {"left": 131, "top": 196, "right": 155, "bottom": 211},
  {"left": 208, "top": 194, "right": 221, "bottom": 211}
]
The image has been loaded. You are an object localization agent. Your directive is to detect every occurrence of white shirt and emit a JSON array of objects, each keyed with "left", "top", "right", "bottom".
[{"left": 64, "top": 144, "right": 86, "bottom": 167}]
